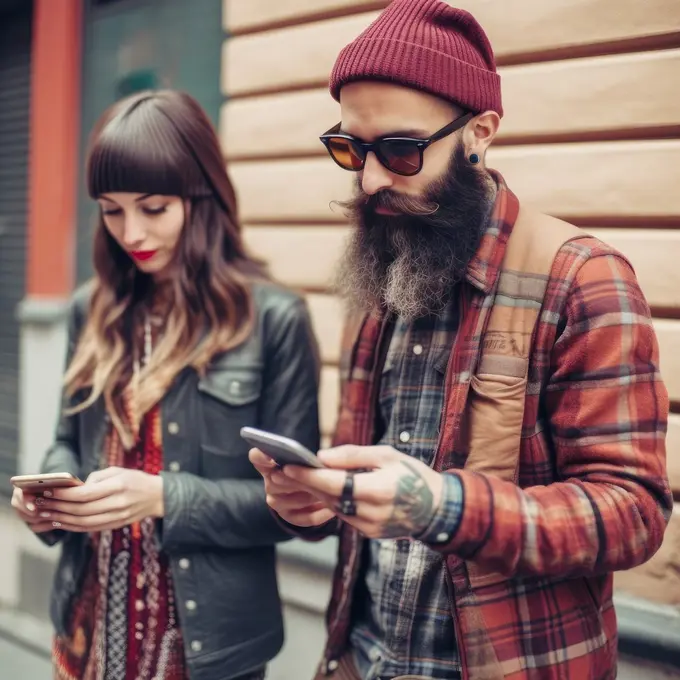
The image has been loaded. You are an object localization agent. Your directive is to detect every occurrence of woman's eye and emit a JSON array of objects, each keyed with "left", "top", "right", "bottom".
[
  {"left": 101, "top": 208, "right": 122, "bottom": 216},
  {"left": 143, "top": 206, "right": 167, "bottom": 216}
]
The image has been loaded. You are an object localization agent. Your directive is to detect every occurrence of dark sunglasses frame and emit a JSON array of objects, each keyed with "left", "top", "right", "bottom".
[{"left": 319, "top": 111, "right": 474, "bottom": 176}]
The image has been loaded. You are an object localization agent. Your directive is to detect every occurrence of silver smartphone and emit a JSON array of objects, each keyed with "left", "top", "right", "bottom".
[
  {"left": 10, "top": 472, "right": 83, "bottom": 493},
  {"left": 240, "top": 426, "right": 325, "bottom": 469}
]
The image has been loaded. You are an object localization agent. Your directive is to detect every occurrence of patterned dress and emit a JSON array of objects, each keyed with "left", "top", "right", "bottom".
[{"left": 52, "top": 403, "right": 189, "bottom": 680}]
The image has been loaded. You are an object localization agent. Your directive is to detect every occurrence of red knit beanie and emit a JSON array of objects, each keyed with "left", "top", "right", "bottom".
[{"left": 330, "top": 0, "right": 503, "bottom": 117}]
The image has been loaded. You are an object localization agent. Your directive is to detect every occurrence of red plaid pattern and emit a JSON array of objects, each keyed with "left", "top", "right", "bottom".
[{"left": 296, "top": 174, "right": 672, "bottom": 680}]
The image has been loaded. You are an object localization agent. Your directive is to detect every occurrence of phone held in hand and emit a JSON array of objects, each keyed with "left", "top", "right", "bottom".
[
  {"left": 241, "top": 426, "right": 326, "bottom": 469},
  {"left": 10, "top": 472, "right": 83, "bottom": 494}
]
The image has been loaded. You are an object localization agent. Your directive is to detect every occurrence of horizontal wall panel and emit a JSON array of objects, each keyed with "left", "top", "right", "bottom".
[
  {"left": 587, "top": 229, "right": 680, "bottom": 310},
  {"left": 222, "top": 49, "right": 680, "bottom": 158},
  {"left": 222, "top": 89, "right": 338, "bottom": 158},
  {"left": 223, "top": 1, "right": 680, "bottom": 96},
  {"left": 230, "top": 159, "right": 350, "bottom": 223},
  {"left": 243, "top": 225, "right": 348, "bottom": 288},
  {"left": 614, "top": 507, "right": 680, "bottom": 606},
  {"left": 223, "top": 12, "right": 380, "bottom": 96},
  {"left": 306, "top": 293, "right": 344, "bottom": 364},
  {"left": 454, "top": 0, "right": 680, "bottom": 61},
  {"left": 501, "top": 49, "right": 680, "bottom": 140},
  {"left": 653, "top": 320, "right": 680, "bottom": 406},
  {"left": 224, "top": 0, "right": 386, "bottom": 33},
  {"left": 230, "top": 141, "right": 680, "bottom": 223},
  {"left": 320, "top": 365, "right": 339, "bottom": 437},
  {"left": 488, "top": 141, "right": 680, "bottom": 221}
]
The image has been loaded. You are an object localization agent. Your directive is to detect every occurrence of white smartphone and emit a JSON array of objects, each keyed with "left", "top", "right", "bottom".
[
  {"left": 241, "top": 426, "right": 325, "bottom": 469},
  {"left": 11, "top": 472, "right": 83, "bottom": 493}
]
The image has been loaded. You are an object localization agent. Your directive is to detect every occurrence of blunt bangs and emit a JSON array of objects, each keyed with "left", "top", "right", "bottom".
[{"left": 87, "top": 96, "right": 211, "bottom": 199}]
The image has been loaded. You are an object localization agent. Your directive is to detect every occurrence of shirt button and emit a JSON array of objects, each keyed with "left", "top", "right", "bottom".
[
  {"left": 191, "top": 640, "right": 202, "bottom": 653},
  {"left": 186, "top": 600, "right": 197, "bottom": 611},
  {"left": 327, "top": 660, "right": 339, "bottom": 672},
  {"left": 168, "top": 461, "right": 181, "bottom": 472},
  {"left": 399, "top": 431, "right": 411, "bottom": 443},
  {"left": 179, "top": 558, "right": 190, "bottom": 570},
  {"left": 412, "top": 343, "right": 423, "bottom": 355},
  {"left": 168, "top": 422, "right": 180, "bottom": 435},
  {"left": 436, "top": 532, "right": 450, "bottom": 543}
]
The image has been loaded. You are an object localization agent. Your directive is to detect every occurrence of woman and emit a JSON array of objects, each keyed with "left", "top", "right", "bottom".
[{"left": 10, "top": 90, "right": 320, "bottom": 680}]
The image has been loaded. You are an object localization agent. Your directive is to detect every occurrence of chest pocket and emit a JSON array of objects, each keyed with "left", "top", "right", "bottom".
[{"left": 198, "top": 365, "right": 263, "bottom": 479}]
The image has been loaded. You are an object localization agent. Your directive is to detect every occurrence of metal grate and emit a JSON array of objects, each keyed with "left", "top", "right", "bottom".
[{"left": 0, "top": 5, "right": 31, "bottom": 491}]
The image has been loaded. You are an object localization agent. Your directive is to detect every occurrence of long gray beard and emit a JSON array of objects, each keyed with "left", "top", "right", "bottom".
[{"left": 334, "top": 225, "right": 465, "bottom": 321}]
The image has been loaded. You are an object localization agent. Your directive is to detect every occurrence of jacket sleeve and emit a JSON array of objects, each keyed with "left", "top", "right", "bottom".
[
  {"left": 159, "top": 297, "right": 323, "bottom": 551},
  {"left": 36, "top": 297, "right": 84, "bottom": 547},
  {"left": 427, "top": 252, "right": 673, "bottom": 578}
]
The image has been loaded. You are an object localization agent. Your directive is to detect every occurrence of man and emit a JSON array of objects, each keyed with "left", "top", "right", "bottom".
[{"left": 250, "top": 1, "right": 672, "bottom": 679}]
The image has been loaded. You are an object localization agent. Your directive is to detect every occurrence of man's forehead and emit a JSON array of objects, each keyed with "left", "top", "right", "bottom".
[{"left": 338, "top": 81, "right": 451, "bottom": 138}]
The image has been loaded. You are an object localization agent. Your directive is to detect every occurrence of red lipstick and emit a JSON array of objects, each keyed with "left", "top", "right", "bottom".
[{"left": 129, "top": 250, "right": 158, "bottom": 262}]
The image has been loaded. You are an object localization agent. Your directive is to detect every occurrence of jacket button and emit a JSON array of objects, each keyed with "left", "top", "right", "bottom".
[
  {"left": 179, "top": 558, "right": 190, "bottom": 570},
  {"left": 230, "top": 380, "right": 241, "bottom": 395},
  {"left": 186, "top": 600, "right": 197, "bottom": 611},
  {"left": 191, "top": 640, "right": 202, "bottom": 653},
  {"left": 168, "top": 461, "right": 181, "bottom": 472},
  {"left": 168, "top": 422, "right": 180, "bottom": 435}
]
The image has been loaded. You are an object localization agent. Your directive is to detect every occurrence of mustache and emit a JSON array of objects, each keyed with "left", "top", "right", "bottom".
[{"left": 332, "top": 185, "right": 440, "bottom": 218}]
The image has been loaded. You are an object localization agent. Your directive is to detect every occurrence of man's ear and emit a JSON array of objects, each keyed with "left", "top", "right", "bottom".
[{"left": 463, "top": 110, "right": 500, "bottom": 161}]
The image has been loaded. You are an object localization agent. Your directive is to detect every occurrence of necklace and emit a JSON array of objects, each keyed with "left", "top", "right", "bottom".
[
  {"left": 134, "top": 315, "right": 153, "bottom": 376},
  {"left": 143, "top": 315, "right": 152, "bottom": 367},
  {"left": 131, "top": 315, "right": 153, "bottom": 435}
]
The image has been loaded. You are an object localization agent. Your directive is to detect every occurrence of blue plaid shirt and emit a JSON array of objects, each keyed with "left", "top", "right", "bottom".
[{"left": 350, "top": 303, "right": 464, "bottom": 680}]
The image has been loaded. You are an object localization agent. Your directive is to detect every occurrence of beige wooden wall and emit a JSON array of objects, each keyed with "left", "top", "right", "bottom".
[{"left": 220, "top": 0, "right": 680, "bottom": 606}]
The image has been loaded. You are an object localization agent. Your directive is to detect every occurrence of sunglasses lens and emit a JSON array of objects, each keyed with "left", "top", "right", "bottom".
[
  {"left": 326, "top": 137, "right": 364, "bottom": 171},
  {"left": 379, "top": 141, "right": 421, "bottom": 175}
]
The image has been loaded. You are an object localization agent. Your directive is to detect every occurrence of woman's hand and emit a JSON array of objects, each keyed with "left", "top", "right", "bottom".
[
  {"left": 11, "top": 487, "right": 54, "bottom": 533},
  {"left": 249, "top": 448, "right": 337, "bottom": 527},
  {"left": 26, "top": 467, "right": 165, "bottom": 533}
]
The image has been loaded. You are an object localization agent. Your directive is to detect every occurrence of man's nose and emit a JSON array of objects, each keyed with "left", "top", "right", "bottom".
[{"left": 361, "top": 152, "right": 394, "bottom": 196}]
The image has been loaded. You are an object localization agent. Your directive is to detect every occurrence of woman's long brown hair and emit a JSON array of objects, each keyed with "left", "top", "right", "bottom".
[{"left": 65, "top": 90, "right": 267, "bottom": 448}]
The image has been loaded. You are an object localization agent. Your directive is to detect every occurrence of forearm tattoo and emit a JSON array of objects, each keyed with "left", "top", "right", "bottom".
[{"left": 382, "top": 461, "right": 435, "bottom": 538}]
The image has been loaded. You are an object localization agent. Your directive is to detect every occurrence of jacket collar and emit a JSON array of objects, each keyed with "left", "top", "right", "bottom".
[{"left": 465, "top": 170, "right": 520, "bottom": 295}]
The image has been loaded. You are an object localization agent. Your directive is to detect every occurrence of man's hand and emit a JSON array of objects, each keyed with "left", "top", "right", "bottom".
[
  {"left": 282, "top": 445, "right": 444, "bottom": 539},
  {"left": 11, "top": 487, "right": 54, "bottom": 533},
  {"left": 249, "top": 448, "right": 337, "bottom": 527},
  {"left": 23, "top": 467, "right": 164, "bottom": 533}
]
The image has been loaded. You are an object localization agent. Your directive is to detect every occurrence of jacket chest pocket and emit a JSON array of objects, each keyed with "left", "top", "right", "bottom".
[{"left": 198, "top": 366, "right": 263, "bottom": 479}]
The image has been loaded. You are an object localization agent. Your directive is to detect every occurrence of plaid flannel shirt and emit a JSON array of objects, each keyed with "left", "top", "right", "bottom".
[
  {"left": 289, "top": 173, "right": 672, "bottom": 680},
  {"left": 350, "top": 307, "right": 463, "bottom": 679}
]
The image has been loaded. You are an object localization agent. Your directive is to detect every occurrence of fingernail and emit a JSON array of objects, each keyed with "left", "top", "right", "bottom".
[
  {"left": 40, "top": 512, "right": 51, "bottom": 519},
  {"left": 26, "top": 503, "right": 35, "bottom": 512},
  {"left": 52, "top": 521, "right": 61, "bottom": 528},
  {"left": 43, "top": 490, "right": 53, "bottom": 498}
]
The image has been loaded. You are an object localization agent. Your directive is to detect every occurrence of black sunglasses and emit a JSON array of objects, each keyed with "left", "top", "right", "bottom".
[{"left": 319, "top": 111, "right": 473, "bottom": 177}]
